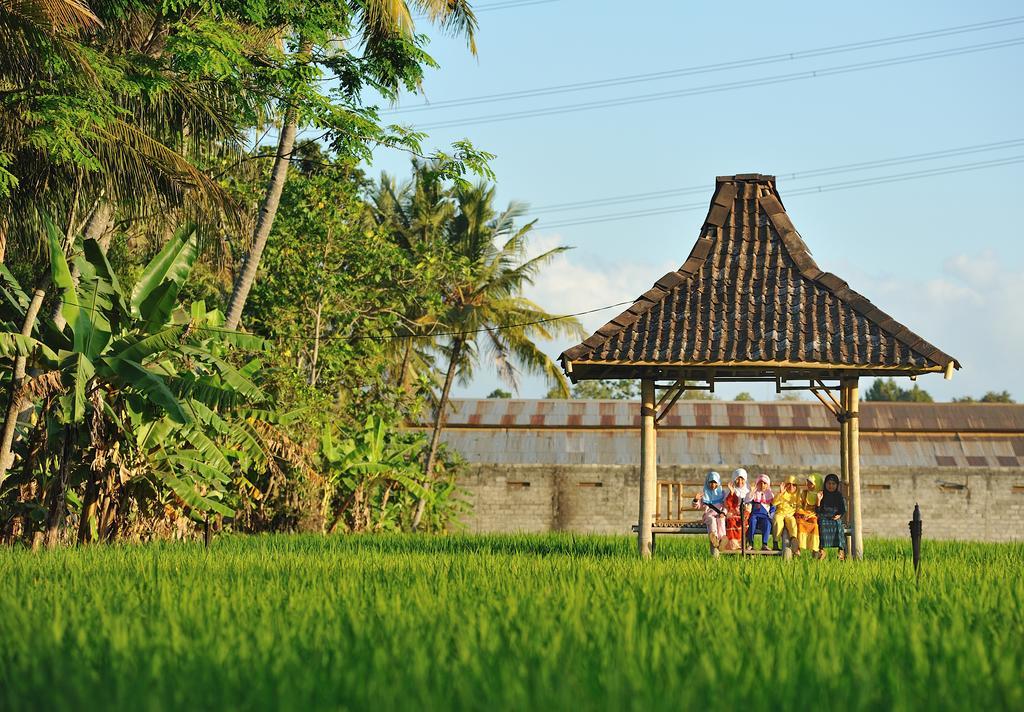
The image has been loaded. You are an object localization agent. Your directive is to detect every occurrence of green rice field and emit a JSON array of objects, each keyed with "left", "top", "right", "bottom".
[{"left": 1, "top": 534, "right": 1022, "bottom": 711}]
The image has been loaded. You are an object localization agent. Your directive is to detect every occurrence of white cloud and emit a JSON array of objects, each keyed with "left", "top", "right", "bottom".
[
  {"left": 833, "top": 250, "right": 1024, "bottom": 401},
  {"left": 523, "top": 231, "right": 676, "bottom": 346}
]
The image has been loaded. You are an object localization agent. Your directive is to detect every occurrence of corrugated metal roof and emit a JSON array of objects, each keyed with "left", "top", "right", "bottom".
[
  {"left": 428, "top": 399, "right": 1024, "bottom": 432},
  {"left": 414, "top": 399, "right": 1024, "bottom": 468}
]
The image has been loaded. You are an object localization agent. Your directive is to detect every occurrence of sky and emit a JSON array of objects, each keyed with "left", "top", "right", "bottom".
[{"left": 364, "top": 0, "right": 1024, "bottom": 402}]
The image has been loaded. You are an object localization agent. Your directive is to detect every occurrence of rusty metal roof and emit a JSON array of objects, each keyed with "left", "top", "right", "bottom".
[
  {"left": 560, "top": 174, "right": 959, "bottom": 381},
  {"left": 418, "top": 400, "right": 1024, "bottom": 468},
  {"left": 433, "top": 399, "right": 1024, "bottom": 432}
]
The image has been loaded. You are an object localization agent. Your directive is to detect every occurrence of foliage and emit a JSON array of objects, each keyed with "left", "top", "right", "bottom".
[
  {"left": 952, "top": 391, "right": 1015, "bottom": 404},
  {"left": 0, "top": 219, "right": 297, "bottom": 543},
  {"left": 0, "top": 534, "right": 1021, "bottom": 709},
  {"left": 547, "top": 379, "right": 638, "bottom": 400},
  {"left": 486, "top": 389, "right": 511, "bottom": 399},
  {"left": 734, "top": 391, "right": 754, "bottom": 401},
  {"left": 316, "top": 414, "right": 458, "bottom": 533},
  {"left": 865, "top": 377, "right": 934, "bottom": 403}
]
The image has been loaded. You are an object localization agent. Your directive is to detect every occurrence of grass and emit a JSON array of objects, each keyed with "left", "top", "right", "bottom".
[{"left": 1, "top": 534, "right": 1021, "bottom": 711}]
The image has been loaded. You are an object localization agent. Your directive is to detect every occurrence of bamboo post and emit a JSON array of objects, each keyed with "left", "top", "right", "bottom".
[
  {"left": 839, "top": 383, "right": 849, "bottom": 490},
  {"left": 846, "top": 377, "right": 864, "bottom": 560},
  {"left": 638, "top": 379, "right": 657, "bottom": 558}
]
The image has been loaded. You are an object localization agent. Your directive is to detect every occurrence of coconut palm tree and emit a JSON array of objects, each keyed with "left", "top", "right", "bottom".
[{"left": 410, "top": 182, "right": 585, "bottom": 529}]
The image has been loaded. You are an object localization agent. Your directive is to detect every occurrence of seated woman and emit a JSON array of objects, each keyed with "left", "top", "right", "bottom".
[
  {"left": 745, "top": 474, "right": 774, "bottom": 551},
  {"left": 722, "top": 469, "right": 749, "bottom": 551},
  {"left": 693, "top": 471, "right": 727, "bottom": 549},
  {"left": 817, "top": 473, "right": 847, "bottom": 560},
  {"left": 795, "top": 474, "right": 822, "bottom": 557},
  {"left": 772, "top": 475, "right": 800, "bottom": 550}
]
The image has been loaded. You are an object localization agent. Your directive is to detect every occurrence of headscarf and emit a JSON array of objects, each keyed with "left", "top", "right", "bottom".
[
  {"left": 820, "top": 473, "right": 845, "bottom": 511},
  {"left": 731, "top": 468, "right": 749, "bottom": 500},
  {"left": 747, "top": 474, "right": 773, "bottom": 505},
  {"left": 702, "top": 471, "right": 726, "bottom": 508},
  {"left": 805, "top": 474, "right": 821, "bottom": 491},
  {"left": 783, "top": 474, "right": 799, "bottom": 492}
]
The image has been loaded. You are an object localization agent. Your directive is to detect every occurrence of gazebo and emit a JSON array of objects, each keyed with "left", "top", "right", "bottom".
[{"left": 559, "top": 174, "right": 959, "bottom": 559}]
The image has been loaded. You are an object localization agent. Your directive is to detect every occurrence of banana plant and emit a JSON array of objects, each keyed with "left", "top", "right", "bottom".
[
  {"left": 0, "top": 220, "right": 299, "bottom": 543},
  {"left": 317, "top": 415, "right": 428, "bottom": 532}
]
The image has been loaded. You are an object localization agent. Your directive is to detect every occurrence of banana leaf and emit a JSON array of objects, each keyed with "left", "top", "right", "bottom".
[
  {"left": 130, "top": 225, "right": 197, "bottom": 317},
  {"left": 58, "top": 351, "right": 96, "bottom": 423},
  {"left": 45, "top": 214, "right": 79, "bottom": 328},
  {"left": 103, "top": 357, "right": 190, "bottom": 424}
]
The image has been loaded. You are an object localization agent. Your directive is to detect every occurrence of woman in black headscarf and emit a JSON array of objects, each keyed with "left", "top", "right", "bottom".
[{"left": 817, "top": 473, "right": 847, "bottom": 560}]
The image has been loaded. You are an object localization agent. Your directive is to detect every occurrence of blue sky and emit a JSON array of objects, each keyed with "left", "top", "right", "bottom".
[{"left": 365, "top": 0, "right": 1024, "bottom": 402}]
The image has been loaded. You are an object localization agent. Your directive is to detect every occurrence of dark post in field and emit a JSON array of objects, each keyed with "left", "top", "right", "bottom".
[
  {"left": 909, "top": 504, "right": 922, "bottom": 580},
  {"left": 204, "top": 514, "right": 211, "bottom": 549}
]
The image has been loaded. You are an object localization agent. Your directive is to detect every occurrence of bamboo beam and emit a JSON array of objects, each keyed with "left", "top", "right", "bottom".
[
  {"left": 810, "top": 387, "right": 839, "bottom": 417},
  {"left": 656, "top": 384, "right": 687, "bottom": 423},
  {"left": 815, "top": 380, "right": 843, "bottom": 411},
  {"left": 638, "top": 379, "right": 657, "bottom": 558}
]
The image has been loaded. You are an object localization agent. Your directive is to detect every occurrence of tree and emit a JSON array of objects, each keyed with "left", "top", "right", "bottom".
[
  {"left": 223, "top": 0, "right": 488, "bottom": 329},
  {"left": 865, "top": 377, "right": 933, "bottom": 402},
  {"left": 953, "top": 391, "right": 1015, "bottom": 403},
  {"left": 546, "top": 379, "right": 638, "bottom": 400},
  {"left": 487, "top": 389, "right": 512, "bottom": 399},
  {"left": 734, "top": 392, "right": 754, "bottom": 401},
  {"left": 408, "top": 180, "right": 585, "bottom": 529}
]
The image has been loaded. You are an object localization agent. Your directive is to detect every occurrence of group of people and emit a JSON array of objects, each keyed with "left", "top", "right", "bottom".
[{"left": 692, "top": 468, "right": 848, "bottom": 559}]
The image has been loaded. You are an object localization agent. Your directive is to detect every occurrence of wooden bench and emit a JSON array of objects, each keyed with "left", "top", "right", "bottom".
[{"left": 632, "top": 478, "right": 851, "bottom": 558}]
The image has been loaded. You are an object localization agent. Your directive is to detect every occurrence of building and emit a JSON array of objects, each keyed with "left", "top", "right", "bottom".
[{"left": 418, "top": 399, "right": 1024, "bottom": 542}]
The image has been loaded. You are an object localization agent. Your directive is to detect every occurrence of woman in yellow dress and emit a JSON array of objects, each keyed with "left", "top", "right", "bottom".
[
  {"left": 771, "top": 475, "right": 800, "bottom": 550},
  {"left": 795, "top": 474, "right": 822, "bottom": 557}
]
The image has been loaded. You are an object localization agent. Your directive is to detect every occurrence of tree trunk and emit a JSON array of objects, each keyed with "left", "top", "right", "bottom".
[
  {"left": 224, "top": 40, "right": 311, "bottom": 330},
  {"left": 0, "top": 288, "right": 47, "bottom": 486},
  {"left": 411, "top": 337, "right": 462, "bottom": 531},
  {"left": 44, "top": 425, "right": 75, "bottom": 548},
  {"left": 309, "top": 287, "right": 324, "bottom": 387},
  {"left": 76, "top": 472, "right": 100, "bottom": 545}
]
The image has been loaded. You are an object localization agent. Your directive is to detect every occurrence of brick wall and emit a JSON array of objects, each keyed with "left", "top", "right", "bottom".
[{"left": 455, "top": 465, "right": 1024, "bottom": 542}]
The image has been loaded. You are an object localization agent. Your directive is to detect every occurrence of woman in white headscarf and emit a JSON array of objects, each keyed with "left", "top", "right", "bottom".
[{"left": 723, "top": 468, "right": 749, "bottom": 550}]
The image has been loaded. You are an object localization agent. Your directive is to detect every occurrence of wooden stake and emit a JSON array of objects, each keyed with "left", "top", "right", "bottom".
[{"left": 638, "top": 379, "right": 657, "bottom": 558}]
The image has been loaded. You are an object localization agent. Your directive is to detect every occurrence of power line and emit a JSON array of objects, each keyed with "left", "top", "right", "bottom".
[
  {"left": 415, "top": 36, "right": 1024, "bottom": 130},
  {"left": 531, "top": 137, "right": 1024, "bottom": 215},
  {"left": 538, "top": 154, "right": 1024, "bottom": 229},
  {"left": 386, "top": 14, "right": 1024, "bottom": 114},
  {"left": 413, "top": 0, "right": 558, "bottom": 19},
  {"left": 473, "top": 0, "right": 560, "bottom": 11}
]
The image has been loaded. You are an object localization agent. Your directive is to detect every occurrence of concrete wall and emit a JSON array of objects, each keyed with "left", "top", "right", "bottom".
[{"left": 456, "top": 464, "right": 1024, "bottom": 542}]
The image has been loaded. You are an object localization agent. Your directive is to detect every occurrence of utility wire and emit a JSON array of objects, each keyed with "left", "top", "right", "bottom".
[
  {"left": 413, "top": 0, "right": 558, "bottom": 18},
  {"left": 417, "top": 36, "right": 1024, "bottom": 130},
  {"left": 386, "top": 14, "right": 1024, "bottom": 114},
  {"left": 531, "top": 137, "right": 1024, "bottom": 214},
  {"left": 539, "top": 154, "right": 1024, "bottom": 229}
]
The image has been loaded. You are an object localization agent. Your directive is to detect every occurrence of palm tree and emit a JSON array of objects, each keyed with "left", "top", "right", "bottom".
[
  {"left": 410, "top": 182, "right": 585, "bottom": 529},
  {"left": 223, "top": 0, "right": 479, "bottom": 329}
]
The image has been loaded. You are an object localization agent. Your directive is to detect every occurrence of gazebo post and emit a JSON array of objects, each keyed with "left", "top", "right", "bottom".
[
  {"left": 839, "top": 382, "right": 850, "bottom": 557},
  {"left": 844, "top": 376, "right": 864, "bottom": 560},
  {"left": 638, "top": 378, "right": 657, "bottom": 558}
]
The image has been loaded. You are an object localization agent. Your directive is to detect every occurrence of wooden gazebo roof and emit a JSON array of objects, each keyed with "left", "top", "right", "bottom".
[{"left": 560, "top": 174, "right": 960, "bottom": 383}]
